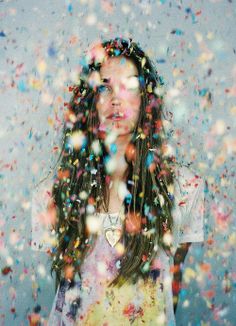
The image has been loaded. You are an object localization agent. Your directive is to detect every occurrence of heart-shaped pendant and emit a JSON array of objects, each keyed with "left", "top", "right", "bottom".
[{"left": 105, "top": 228, "right": 122, "bottom": 247}]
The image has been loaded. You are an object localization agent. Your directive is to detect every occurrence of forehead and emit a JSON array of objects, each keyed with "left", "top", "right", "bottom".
[{"left": 99, "top": 56, "right": 138, "bottom": 78}]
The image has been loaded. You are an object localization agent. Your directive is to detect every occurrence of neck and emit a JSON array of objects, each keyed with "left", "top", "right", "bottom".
[
  {"left": 114, "top": 133, "right": 132, "bottom": 156},
  {"left": 108, "top": 133, "right": 132, "bottom": 181}
]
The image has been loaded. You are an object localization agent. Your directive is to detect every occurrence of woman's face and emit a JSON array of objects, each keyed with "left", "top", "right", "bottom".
[{"left": 94, "top": 55, "right": 141, "bottom": 136}]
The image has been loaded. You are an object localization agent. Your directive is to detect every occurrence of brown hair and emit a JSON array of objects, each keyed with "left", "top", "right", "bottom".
[{"left": 50, "top": 37, "right": 176, "bottom": 289}]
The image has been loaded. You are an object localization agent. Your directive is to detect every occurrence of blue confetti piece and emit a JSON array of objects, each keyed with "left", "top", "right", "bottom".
[
  {"left": 0, "top": 31, "right": 6, "bottom": 37},
  {"left": 168, "top": 193, "right": 175, "bottom": 201},
  {"left": 81, "top": 137, "right": 88, "bottom": 149},
  {"left": 144, "top": 203, "right": 150, "bottom": 215},
  {"left": 180, "top": 288, "right": 187, "bottom": 299},
  {"left": 68, "top": 3, "right": 73, "bottom": 13},
  {"left": 146, "top": 152, "right": 154, "bottom": 167},
  {"left": 17, "top": 80, "right": 27, "bottom": 92},
  {"left": 64, "top": 235, "right": 70, "bottom": 242},
  {"left": 156, "top": 59, "right": 166, "bottom": 64},
  {"left": 48, "top": 44, "right": 57, "bottom": 57},
  {"left": 171, "top": 29, "right": 184, "bottom": 36},
  {"left": 198, "top": 88, "right": 209, "bottom": 96},
  {"left": 191, "top": 13, "right": 197, "bottom": 24},
  {"left": 110, "top": 143, "right": 117, "bottom": 154},
  {"left": 139, "top": 76, "right": 145, "bottom": 87},
  {"left": 79, "top": 57, "right": 87, "bottom": 67},
  {"left": 114, "top": 49, "right": 121, "bottom": 56},
  {"left": 125, "top": 193, "right": 132, "bottom": 204},
  {"left": 153, "top": 133, "right": 159, "bottom": 139},
  {"left": 28, "top": 129, "right": 33, "bottom": 139}
]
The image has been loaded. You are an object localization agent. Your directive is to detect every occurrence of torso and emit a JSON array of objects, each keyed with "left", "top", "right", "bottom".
[{"left": 76, "top": 224, "right": 166, "bottom": 326}]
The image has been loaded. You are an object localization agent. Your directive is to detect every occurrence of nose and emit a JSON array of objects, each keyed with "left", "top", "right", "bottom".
[{"left": 111, "top": 85, "right": 122, "bottom": 106}]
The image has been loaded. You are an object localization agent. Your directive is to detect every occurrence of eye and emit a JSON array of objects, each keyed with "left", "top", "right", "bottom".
[
  {"left": 125, "top": 77, "right": 140, "bottom": 92},
  {"left": 97, "top": 85, "right": 112, "bottom": 94}
]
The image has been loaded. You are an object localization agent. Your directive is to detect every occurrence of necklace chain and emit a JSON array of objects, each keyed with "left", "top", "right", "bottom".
[
  {"left": 97, "top": 206, "right": 125, "bottom": 247},
  {"left": 107, "top": 213, "right": 119, "bottom": 226}
]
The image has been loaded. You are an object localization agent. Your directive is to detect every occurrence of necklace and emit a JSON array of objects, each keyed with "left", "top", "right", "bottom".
[
  {"left": 98, "top": 206, "right": 125, "bottom": 247},
  {"left": 104, "top": 214, "right": 122, "bottom": 247}
]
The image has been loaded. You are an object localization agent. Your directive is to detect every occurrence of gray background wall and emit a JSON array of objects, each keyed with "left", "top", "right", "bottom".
[{"left": 0, "top": 0, "right": 235, "bottom": 325}]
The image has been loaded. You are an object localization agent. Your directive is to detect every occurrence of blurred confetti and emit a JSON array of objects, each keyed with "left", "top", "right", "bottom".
[{"left": 0, "top": 0, "right": 235, "bottom": 325}]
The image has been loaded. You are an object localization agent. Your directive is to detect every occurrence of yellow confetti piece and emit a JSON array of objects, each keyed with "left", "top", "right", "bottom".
[
  {"left": 228, "top": 232, "right": 236, "bottom": 246},
  {"left": 28, "top": 77, "right": 43, "bottom": 90},
  {"left": 70, "top": 131, "right": 86, "bottom": 150},
  {"left": 37, "top": 60, "right": 47, "bottom": 75},
  {"left": 230, "top": 106, "right": 236, "bottom": 115},
  {"left": 207, "top": 176, "right": 215, "bottom": 184},
  {"left": 133, "top": 174, "right": 139, "bottom": 181},
  {"left": 198, "top": 162, "right": 208, "bottom": 171},
  {"left": 214, "top": 153, "right": 226, "bottom": 167},
  {"left": 147, "top": 84, "right": 153, "bottom": 93},
  {"left": 6, "top": 256, "right": 13, "bottom": 265},
  {"left": 167, "top": 184, "right": 174, "bottom": 194},
  {"left": 198, "top": 52, "right": 214, "bottom": 64},
  {"left": 59, "top": 226, "right": 65, "bottom": 233},
  {"left": 141, "top": 57, "right": 146, "bottom": 68},
  {"left": 163, "top": 232, "right": 173, "bottom": 246},
  {"left": 201, "top": 322, "right": 211, "bottom": 326},
  {"left": 195, "top": 32, "right": 203, "bottom": 43},
  {"left": 79, "top": 191, "right": 88, "bottom": 200},
  {"left": 183, "top": 300, "right": 189, "bottom": 308},
  {"left": 68, "top": 113, "right": 77, "bottom": 123},
  {"left": 220, "top": 177, "right": 230, "bottom": 187},
  {"left": 21, "top": 201, "right": 31, "bottom": 210},
  {"left": 47, "top": 116, "right": 54, "bottom": 127},
  {"left": 207, "top": 32, "right": 214, "bottom": 40},
  {"left": 211, "top": 119, "right": 226, "bottom": 135},
  {"left": 172, "top": 68, "right": 182, "bottom": 77},
  {"left": 73, "top": 159, "right": 79, "bottom": 166},
  {"left": 115, "top": 243, "right": 125, "bottom": 255},
  {"left": 183, "top": 267, "right": 196, "bottom": 283},
  {"left": 140, "top": 133, "right": 146, "bottom": 139},
  {"left": 158, "top": 194, "right": 165, "bottom": 207},
  {"left": 121, "top": 4, "right": 131, "bottom": 14},
  {"left": 175, "top": 79, "right": 184, "bottom": 89},
  {"left": 74, "top": 238, "right": 80, "bottom": 248},
  {"left": 86, "top": 13, "right": 97, "bottom": 26}
]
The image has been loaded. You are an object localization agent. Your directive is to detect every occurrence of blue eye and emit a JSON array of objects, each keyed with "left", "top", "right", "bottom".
[{"left": 97, "top": 85, "right": 111, "bottom": 94}]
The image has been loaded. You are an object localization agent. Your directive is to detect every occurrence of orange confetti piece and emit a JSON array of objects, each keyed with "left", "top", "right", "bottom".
[{"left": 200, "top": 263, "right": 211, "bottom": 273}]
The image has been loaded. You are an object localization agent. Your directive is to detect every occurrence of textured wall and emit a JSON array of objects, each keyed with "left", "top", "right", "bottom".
[{"left": 0, "top": 0, "right": 235, "bottom": 325}]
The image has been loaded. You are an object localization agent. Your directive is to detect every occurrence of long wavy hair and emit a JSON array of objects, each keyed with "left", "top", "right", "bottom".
[{"left": 50, "top": 37, "right": 176, "bottom": 289}]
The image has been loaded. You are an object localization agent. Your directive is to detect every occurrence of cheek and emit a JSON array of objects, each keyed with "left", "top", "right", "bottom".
[
  {"left": 126, "top": 97, "right": 141, "bottom": 117},
  {"left": 95, "top": 97, "right": 108, "bottom": 116}
]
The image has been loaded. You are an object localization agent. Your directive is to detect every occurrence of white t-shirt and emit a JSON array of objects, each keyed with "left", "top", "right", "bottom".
[{"left": 31, "top": 164, "right": 205, "bottom": 325}]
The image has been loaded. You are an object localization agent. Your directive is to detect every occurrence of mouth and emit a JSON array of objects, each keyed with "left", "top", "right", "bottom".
[{"left": 106, "top": 112, "right": 128, "bottom": 120}]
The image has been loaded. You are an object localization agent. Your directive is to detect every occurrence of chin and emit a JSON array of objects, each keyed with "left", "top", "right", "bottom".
[{"left": 110, "top": 123, "right": 132, "bottom": 136}]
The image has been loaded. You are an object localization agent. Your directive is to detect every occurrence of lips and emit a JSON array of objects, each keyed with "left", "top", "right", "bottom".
[{"left": 106, "top": 112, "right": 128, "bottom": 120}]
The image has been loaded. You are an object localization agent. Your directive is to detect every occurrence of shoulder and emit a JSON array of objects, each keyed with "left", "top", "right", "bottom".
[
  {"left": 32, "top": 177, "right": 54, "bottom": 200},
  {"left": 171, "top": 162, "right": 205, "bottom": 200},
  {"left": 170, "top": 162, "right": 205, "bottom": 243}
]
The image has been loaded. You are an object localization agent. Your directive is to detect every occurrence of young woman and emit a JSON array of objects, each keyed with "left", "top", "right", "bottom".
[{"left": 32, "top": 37, "right": 205, "bottom": 325}]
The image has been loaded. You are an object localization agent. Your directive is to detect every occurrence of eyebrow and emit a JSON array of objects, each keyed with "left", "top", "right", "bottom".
[{"left": 101, "top": 75, "right": 139, "bottom": 83}]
